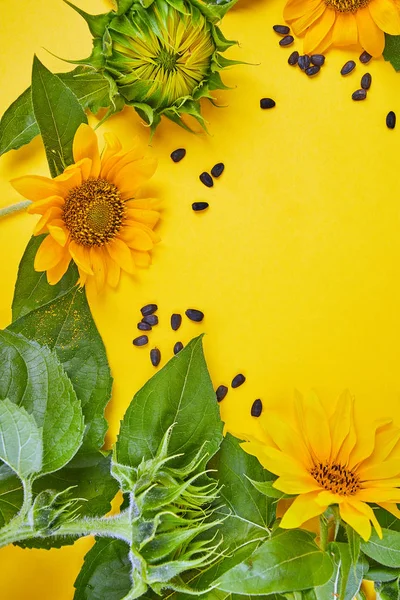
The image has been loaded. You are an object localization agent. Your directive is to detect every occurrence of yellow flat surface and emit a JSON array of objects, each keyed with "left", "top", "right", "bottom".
[{"left": 0, "top": 0, "right": 399, "bottom": 597}]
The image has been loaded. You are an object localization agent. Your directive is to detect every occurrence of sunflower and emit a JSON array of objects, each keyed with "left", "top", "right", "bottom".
[
  {"left": 234, "top": 390, "right": 400, "bottom": 540},
  {"left": 284, "top": 0, "right": 400, "bottom": 57},
  {"left": 11, "top": 124, "right": 160, "bottom": 292}
]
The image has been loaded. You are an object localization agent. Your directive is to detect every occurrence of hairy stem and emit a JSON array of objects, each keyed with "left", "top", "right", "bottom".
[
  {"left": 319, "top": 515, "right": 329, "bottom": 551},
  {"left": 0, "top": 200, "right": 31, "bottom": 218}
]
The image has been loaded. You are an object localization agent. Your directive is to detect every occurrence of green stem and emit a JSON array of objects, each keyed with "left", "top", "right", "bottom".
[
  {"left": 319, "top": 515, "right": 329, "bottom": 551},
  {"left": 0, "top": 200, "right": 31, "bottom": 218}
]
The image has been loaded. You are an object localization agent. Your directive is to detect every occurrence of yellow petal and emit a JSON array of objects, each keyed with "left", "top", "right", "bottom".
[
  {"left": 291, "top": 1, "right": 326, "bottom": 35},
  {"left": 349, "top": 419, "right": 391, "bottom": 470},
  {"left": 330, "top": 390, "right": 353, "bottom": 462},
  {"left": 377, "top": 503, "right": 400, "bottom": 519},
  {"left": 48, "top": 222, "right": 69, "bottom": 247},
  {"left": 34, "top": 235, "right": 67, "bottom": 271},
  {"left": 297, "top": 390, "right": 331, "bottom": 462},
  {"left": 261, "top": 446, "right": 310, "bottom": 478},
  {"left": 304, "top": 8, "right": 336, "bottom": 53},
  {"left": 73, "top": 123, "right": 101, "bottom": 178},
  {"left": 125, "top": 198, "right": 162, "bottom": 210},
  {"left": 356, "top": 6, "right": 385, "bottom": 56},
  {"left": 58, "top": 164, "right": 82, "bottom": 189},
  {"left": 106, "top": 238, "right": 136, "bottom": 274},
  {"left": 101, "top": 132, "right": 122, "bottom": 170},
  {"left": 90, "top": 247, "right": 106, "bottom": 293},
  {"left": 74, "top": 157, "right": 93, "bottom": 182},
  {"left": 132, "top": 250, "right": 151, "bottom": 268},
  {"left": 264, "top": 412, "right": 312, "bottom": 468},
  {"left": 77, "top": 269, "right": 88, "bottom": 288},
  {"left": 118, "top": 227, "right": 154, "bottom": 251},
  {"left": 361, "top": 423, "right": 400, "bottom": 471},
  {"left": 316, "top": 490, "right": 344, "bottom": 505},
  {"left": 69, "top": 241, "right": 94, "bottom": 275},
  {"left": 27, "top": 195, "right": 65, "bottom": 215},
  {"left": 273, "top": 475, "right": 320, "bottom": 494},
  {"left": 105, "top": 143, "right": 147, "bottom": 182},
  {"left": 280, "top": 491, "right": 326, "bottom": 528},
  {"left": 352, "top": 500, "right": 382, "bottom": 539},
  {"left": 125, "top": 209, "right": 160, "bottom": 228},
  {"left": 104, "top": 249, "right": 121, "bottom": 288},
  {"left": 358, "top": 459, "right": 400, "bottom": 481},
  {"left": 355, "top": 488, "right": 400, "bottom": 502},
  {"left": 284, "top": 0, "right": 321, "bottom": 20},
  {"left": 332, "top": 12, "right": 358, "bottom": 45},
  {"left": 369, "top": 0, "right": 400, "bottom": 34},
  {"left": 33, "top": 207, "right": 63, "bottom": 235},
  {"left": 339, "top": 501, "right": 371, "bottom": 541},
  {"left": 114, "top": 157, "right": 158, "bottom": 199},
  {"left": 46, "top": 252, "right": 72, "bottom": 285},
  {"left": 11, "top": 175, "right": 66, "bottom": 201},
  {"left": 336, "top": 402, "right": 357, "bottom": 466}
]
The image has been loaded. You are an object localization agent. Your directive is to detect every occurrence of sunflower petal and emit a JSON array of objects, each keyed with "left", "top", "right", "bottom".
[
  {"left": 304, "top": 8, "right": 336, "bottom": 53},
  {"left": 358, "top": 459, "right": 400, "bottom": 481},
  {"left": 330, "top": 390, "right": 353, "bottom": 462},
  {"left": 34, "top": 235, "right": 67, "bottom": 271},
  {"left": 369, "top": 0, "right": 400, "bottom": 34},
  {"left": 339, "top": 501, "right": 371, "bottom": 541},
  {"left": 132, "top": 250, "right": 151, "bottom": 268},
  {"left": 90, "top": 247, "right": 106, "bottom": 292},
  {"left": 104, "top": 249, "right": 121, "bottom": 288},
  {"left": 101, "top": 132, "right": 122, "bottom": 171},
  {"left": 298, "top": 391, "right": 331, "bottom": 462},
  {"left": 264, "top": 412, "right": 312, "bottom": 468},
  {"left": 332, "top": 12, "right": 358, "bottom": 45},
  {"left": 114, "top": 157, "right": 158, "bottom": 199},
  {"left": 46, "top": 252, "right": 72, "bottom": 285},
  {"left": 106, "top": 238, "right": 136, "bottom": 274},
  {"left": 125, "top": 198, "right": 162, "bottom": 210},
  {"left": 118, "top": 226, "right": 154, "bottom": 251},
  {"left": 33, "top": 207, "right": 63, "bottom": 235},
  {"left": 356, "top": 6, "right": 385, "bottom": 56},
  {"left": 69, "top": 241, "right": 94, "bottom": 275},
  {"left": 11, "top": 175, "right": 66, "bottom": 201},
  {"left": 125, "top": 209, "right": 160, "bottom": 227},
  {"left": 377, "top": 503, "right": 400, "bottom": 519},
  {"left": 349, "top": 419, "right": 392, "bottom": 470},
  {"left": 26, "top": 195, "right": 65, "bottom": 215},
  {"left": 291, "top": 1, "right": 326, "bottom": 35},
  {"left": 280, "top": 491, "right": 326, "bottom": 528},
  {"left": 47, "top": 221, "right": 69, "bottom": 247},
  {"left": 273, "top": 475, "right": 320, "bottom": 494},
  {"left": 73, "top": 123, "right": 101, "bottom": 178},
  {"left": 284, "top": 0, "right": 322, "bottom": 20}
]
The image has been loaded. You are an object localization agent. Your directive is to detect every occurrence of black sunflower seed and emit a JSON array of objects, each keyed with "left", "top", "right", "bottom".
[
  {"left": 279, "top": 35, "right": 294, "bottom": 47},
  {"left": 140, "top": 303, "right": 158, "bottom": 316},
  {"left": 386, "top": 111, "right": 396, "bottom": 129},
  {"left": 305, "top": 65, "right": 320, "bottom": 77},
  {"left": 273, "top": 24, "right": 290, "bottom": 35},
  {"left": 359, "top": 50, "right": 372, "bottom": 64},
  {"left": 216, "top": 385, "right": 228, "bottom": 402},
  {"left": 260, "top": 98, "right": 276, "bottom": 109},
  {"left": 192, "top": 202, "right": 209, "bottom": 212},
  {"left": 251, "top": 399, "right": 263, "bottom": 417},
  {"left": 211, "top": 162, "right": 225, "bottom": 178},
  {"left": 352, "top": 89, "right": 367, "bottom": 101},
  {"left": 137, "top": 322, "right": 152, "bottom": 331},
  {"left": 150, "top": 348, "right": 161, "bottom": 367},
  {"left": 133, "top": 335, "right": 148, "bottom": 347},
  {"left": 170, "top": 148, "right": 186, "bottom": 163},
  {"left": 288, "top": 51, "right": 299, "bottom": 66},
  {"left": 174, "top": 341, "right": 184, "bottom": 355},
  {"left": 311, "top": 54, "right": 325, "bottom": 66},
  {"left": 231, "top": 373, "right": 246, "bottom": 388},
  {"left": 185, "top": 309, "right": 204, "bottom": 322},
  {"left": 341, "top": 60, "right": 356, "bottom": 75},
  {"left": 171, "top": 313, "right": 182, "bottom": 331},
  {"left": 361, "top": 73, "right": 372, "bottom": 90},
  {"left": 142, "top": 314, "right": 158, "bottom": 326},
  {"left": 298, "top": 55, "right": 311, "bottom": 71},
  {"left": 199, "top": 172, "right": 213, "bottom": 188}
]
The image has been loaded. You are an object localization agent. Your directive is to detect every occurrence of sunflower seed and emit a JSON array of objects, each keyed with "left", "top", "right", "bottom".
[
  {"left": 170, "top": 148, "right": 186, "bottom": 163},
  {"left": 298, "top": 55, "right": 311, "bottom": 71},
  {"left": 150, "top": 348, "right": 161, "bottom": 367},
  {"left": 352, "top": 89, "right": 367, "bottom": 101},
  {"left": 386, "top": 111, "right": 396, "bottom": 129},
  {"left": 137, "top": 322, "right": 152, "bottom": 331},
  {"left": 279, "top": 35, "right": 294, "bottom": 47},
  {"left": 171, "top": 313, "right": 182, "bottom": 331},
  {"left": 141, "top": 303, "right": 158, "bottom": 316},
  {"left": 340, "top": 60, "right": 356, "bottom": 76},
  {"left": 133, "top": 335, "right": 148, "bottom": 347},
  {"left": 359, "top": 50, "right": 372, "bottom": 64},
  {"left": 142, "top": 314, "right": 158, "bottom": 326},
  {"left": 305, "top": 65, "right": 320, "bottom": 77},
  {"left": 288, "top": 51, "right": 299, "bottom": 66},
  {"left": 174, "top": 341, "right": 184, "bottom": 355},
  {"left": 231, "top": 373, "right": 246, "bottom": 388},
  {"left": 311, "top": 54, "right": 325, "bottom": 66},
  {"left": 361, "top": 73, "right": 372, "bottom": 90},
  {"left": 273, "top": 24, "right": 290, "bottom": 35},
  {"left": 216, "top": 385, "right": 228, "bottom": 402},
  {"left": 260, "top": 98, "right": 276, "bottom": 109},
  {"left": 199, "top": 172, "right": 213, "bottom": 187},
  {"left": 211, "top": 162, "right": 225, "bottom": 178},
  {"left": 192, "top": 202, "right": 209, "bottom": 212},
  {"left": 185, "top": 309, "right": 204, "bottom": 322},
  {"left": 251, "top": 399, "right": 263, "bottom": 417}
]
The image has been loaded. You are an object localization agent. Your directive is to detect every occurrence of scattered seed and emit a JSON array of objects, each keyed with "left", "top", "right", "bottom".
[
  {"left": 216, "top": 385, "right": 228, "bottom": 402},
  {"left": 185, "top": 308, "right": 204, "bottom": 322},
  {"left": 171, "top": 313, "right": 182, "bottom": 331},
  {"left": 211, "top": 162, "right": 225, "bottom": 178},
  {"left": 352, "top": 89, "right": 367, "bottom": 101},
  {"left": 192, "top": 202, "right": 209, "bottom": 212},
  {"left": 141, "top": 303, "right": 158, "bottom": 316},
  {"left": 231, "top": 373, "right": 246, "bottom": 388},
  {"left": 199, "top": 172, "right": 213, "bottom": 188},
  {"left": 311, "top": 54, "right": 325, "bottom": 66},
  {"left": 260, "top": 98, "right": 276, "bottom": 109},
  {"left": 150, "top": 348, "right": 161, "bottom": 367},
  {"left": 305, "top": 65, "right": 320, "bottom": 77},
  {"left": 279, "top": 35, "right": 294, "bottom": 47},
  {"left": 133, "top": 335, "right": 148, "bottom": 347},
  {"left": 386, "top": 111, "right": 396, "bottom": 129},
  {"left": 341, "top": 60, "right": 356, "bottom": 76},
  {"left": 251, "top": 399, "right": 263, "bottom": 417},
  {"left": 273, "top": 24, "right": 290, "bottom": 35},
  {"left": 359, "top": 50, "right": 372, "bottom": 64},
  {"left": 174, "top": 341, "right": 184, "bottom": 355},
  {"left": 142, "top": 314, "right": 158, "bottom": 326},
  {"left": 288, "top": 50, "right": 299, "bottom": 66},
  {"left": 170, "top": 148, "right": 186, "bottom": 163},
  {"left": 137, "top": 322, "right": 152, "bottom": 331},
  {"left": 298, "top": 55, "right": 311, "bottom": 71},
  {"left": 361, "top": 73, "right": 372, "bottom": 90}
]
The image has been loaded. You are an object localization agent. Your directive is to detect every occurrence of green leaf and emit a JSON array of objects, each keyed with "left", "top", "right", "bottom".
[
  {"left": 74, "top": 538, "right": 132, "bottom": 600},
  {"left": 247, "top": 478, "right": 290, "bottom": 499},
  {"left": 0, "top": 330, "right": 84, "bottom": 475},
  {"left": 116, "top": 336, "right": 223, "bottom": 470},
  {"left": 314, "top": 542, "right": 367, "bottom": 600},
  {"left": 362, "top": 529, "right": 400, "bottom": 568},
  {"left": 376, "top": 508, "right": 400, "bottom": 532},
  {"left": 0, "top": 464, "right": 23, "bottom": 527},
  {"left": 364, "top": 558, "right": 399, "bottom": 582},
  {"left": 0, "top": 88, "right": 39, "bottom": 156},
  {"left": 0, "top": 399, "right": 42, "bottom": 480},
  {"left": 216, "top": 529, "right": 334, "bottom": 594},
  {"left": 346, "top": 525, "right": 361, "bottom": 566},
  {"left": 117, "top": 0, "right": 136, "bottom": 14},
  {"left": 376, "top": 578, "right": 400, "bottom": 600},
  {"left": 384, "top": 35, "right": 400, "bottom": 71},
  {"left": 31, "top": 55, "right": 87, "bottom": 177},
  {"left": 59, "top": 68, "right": 114, "bottom": 114}
]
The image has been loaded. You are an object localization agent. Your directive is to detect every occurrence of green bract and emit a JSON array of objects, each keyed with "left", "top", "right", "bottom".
[{"left": 67, "top": 0, "right": 241, "bottom": 132}]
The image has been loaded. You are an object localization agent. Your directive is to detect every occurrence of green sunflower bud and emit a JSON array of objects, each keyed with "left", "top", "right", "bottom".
[{"left": 66, "top": 0, "right": 242, "bottom": 133}]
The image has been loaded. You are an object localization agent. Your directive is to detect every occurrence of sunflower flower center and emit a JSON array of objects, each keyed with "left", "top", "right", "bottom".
[
  {"left": 155, "top": 48, "right": 180, "bottom": 73},
  {"left": 63, "top": 179, "right": 125, "bottom": 247},
  {"left": 324, "top": 0, "right": 370, "bottom": 12},
  {"left": 310, "top": 462, "right": 360, "bottom": 495}
]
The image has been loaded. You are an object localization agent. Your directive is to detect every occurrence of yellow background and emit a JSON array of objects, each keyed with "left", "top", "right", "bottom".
[{"left": 0, "top": 0, "right": 398, "bottom": 596}]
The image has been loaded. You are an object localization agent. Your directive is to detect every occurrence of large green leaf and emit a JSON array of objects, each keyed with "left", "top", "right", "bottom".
[
  {"left": 377, "top": 578, "right": 400, "bottom": 600},
  {"left": 217, "top": 529, "right": 334, "bottom": 594},
  {"left": 116, "top": 336, "right": 223, "bottom": 469},
  {"left": 0, "top": 330, "right": 84, "bottom": 475},
  {"left": 315, "top": 543, "right": 367, "bottom": 600},
  {"left": 384, "top": 35, "right": 400, "bottom": 71},
  {"left": 362, "top": 529, "right": 400, "bottom": 568},
  {"left": 364, "top": 558, "right": 399, "bottom": 583},
  {"left": 0, "top": 88, "right": 39, "bottom": 156},
  {"left": 31, "top": 55, "right": 87, "bottom": 176},
  {"left": 0, "top": 464, "right": 23, "bottom": 527}
]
